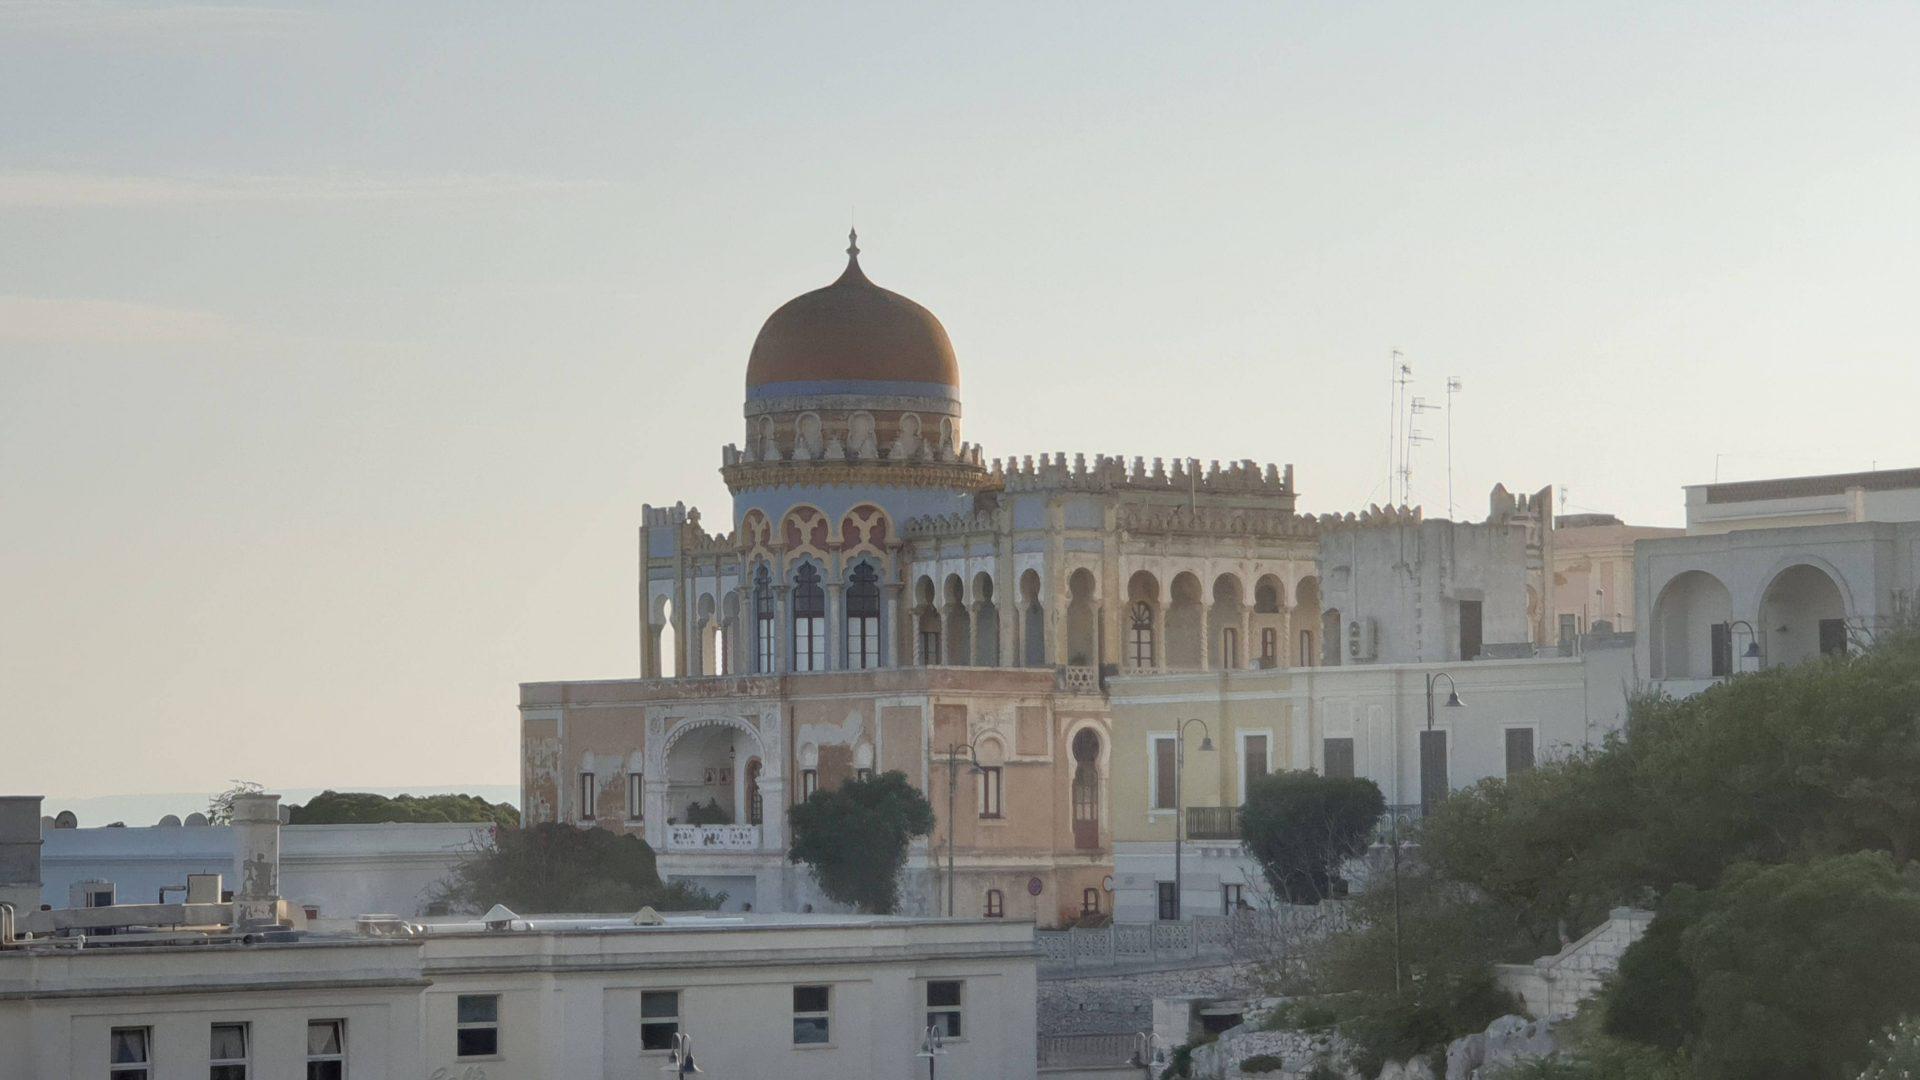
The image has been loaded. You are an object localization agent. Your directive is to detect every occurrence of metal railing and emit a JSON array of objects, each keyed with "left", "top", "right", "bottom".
[
  {"left": 663, "top": 824, "right": 761, "bottom": 851},
  {"left": 1038, "top": 1032, "right": 1147, "bottom": 1069},
  {"left": 1185, "top": 805, "right": 1241, "bottom": 840},
  {"left": 1037, "top": 906, "right": 1349, "bottom": 970}
]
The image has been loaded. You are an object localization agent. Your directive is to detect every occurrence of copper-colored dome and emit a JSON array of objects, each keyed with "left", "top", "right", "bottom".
[{"left": 746, "top": 235, "right": 959, "bottom": 393}]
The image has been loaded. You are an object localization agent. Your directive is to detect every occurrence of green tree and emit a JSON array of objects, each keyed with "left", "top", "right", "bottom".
[
  {"left": 288, "top": 790, "right": 519, "bottom": 828},
  {"left": 1240, "top": 770, "right": 1385, "bottom": 904},
  {"left": 206, "top": 779, "right": 264, "bottom": 825},
  {"left": 787, "top": 770, "right": 935, "bottom": 914},
  {"left": 1859, "top": 1018, "right": 1920, "bottom": 1080},
  {"left": 437, "top": 822, "right": 716, "bottom": 914}
]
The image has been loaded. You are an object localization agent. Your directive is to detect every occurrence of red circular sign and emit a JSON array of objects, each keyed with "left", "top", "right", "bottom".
[{"left": 1027, "top": 877, "right": 1043, "bottom": 897}]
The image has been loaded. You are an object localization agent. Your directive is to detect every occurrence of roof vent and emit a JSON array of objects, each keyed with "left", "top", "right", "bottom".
[
  {"left": 631, "top": 906, "right": 666, "bottom": 926},
  {"left": 480, "top": 904, "right": 520, "bottom": 931}
]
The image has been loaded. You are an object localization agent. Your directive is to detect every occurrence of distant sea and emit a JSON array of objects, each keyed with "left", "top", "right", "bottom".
[{"left": 37, "top": 785, "right": 520, "bottom": 828}]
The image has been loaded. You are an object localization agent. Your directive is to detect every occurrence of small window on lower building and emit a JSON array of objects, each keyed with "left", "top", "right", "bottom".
[
  {"left": 1222, "top": 882, "right": 1245, "bottom": 914},
  {"left": 640, "top": 990, "right": 681, "bottom": 1051},
  {"left": 628, "top": 771, "right": 644, "bottom": 820},
  {"left": 455, "top": 994, "right": 499, "bottom": 1058},
  {"left": 1322, "top": 737, "right": 1355, "bottom": 780},
  {"left": 977, "top": 765, "right": 1004, "bottom": 818},
  {"left": 793, "top": 985, "right": 831, "bottom": 1045},
  {"left": 926, "top": 980, "right": 964, "bottom": 1039},
  {"left": 984, "top": 889, "right": 1004, "bottom": 918},
  {"left": 855, "top": 767, "right": 873, "bottom": 782},
  {"left": 801, "top": 769, "right": 818, "bottom": 801},
  {"left": 579, "top": 771, "right": 596, "bottom": 820},
  {"left": 209, "top": 1022, "right": 250, "bottom": 1080},
  {"left": 1505, "top": 727, "right": 1536, "bottom": 775},
  {"left": 109, "top": 1027, "right": 151, "bottom": 1079},
  {"left": 1082, "top": 888, "right": 1100, "bottom": 915},
  {"left": 306, "top": 1020, "right": 345, "bottom": 1080},
  {"left": 1157, "top": 881, "right": 1179, "bottom": 921}
]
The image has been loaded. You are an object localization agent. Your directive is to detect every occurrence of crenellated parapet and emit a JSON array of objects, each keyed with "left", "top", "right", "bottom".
[
  {"left": 991, "top": 452, "right": 1296, "bottom": 498},
  {"left": 901, "top": 507, "right": 1004, "bottom": 538}
]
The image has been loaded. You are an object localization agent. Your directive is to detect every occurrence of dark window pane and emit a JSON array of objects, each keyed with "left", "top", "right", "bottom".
[
  {"left": 456, "top": 995, "right": 497, "bottom": 1024},
  {"left": 210, "top": 1067, "right": 248, "bottom": 1080},
  {"left": 640, "top": 990, "right": 679, "bottom": 1019},
  {"left": 1419, "top": 729, "right": 1449, "bottom": 815},
  {"left": 307, "top": 1064, "right": 343, "bottom": 1080},
  {"left": 928, "top": 1010, "right": 963, "bottom": 1039},
  {"left": 640, "top": 1021, "right": 679, "bottom": 1051},
  {"left": 1154, "top": 739, "right": 1176, "bottom": 809},
  {"left": 793, "top": 1016, "right": 831, "bottom": 1044},
  {"left": 794, "top": 985, "right": 829, "bottom": 1012},
  {"left": 1505, "top": 728, "right": 1535, "bottom": 775},
  {"left": 1323, "top": 738, "right": 1355, "bottom": 780},
  {"left": 927, "top": 980, "right": 962, "bottom": 1007},
  {"left": 456, "top": 1028, "right": 497, "bottom": 1057}
]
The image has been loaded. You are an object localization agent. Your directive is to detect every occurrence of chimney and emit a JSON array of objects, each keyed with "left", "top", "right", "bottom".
[
  {"left": 0, "top": 796, "right": 44, "bottom": 915},
  {"left": 230, "top": 793, "right": 282, "bottom": 927}
]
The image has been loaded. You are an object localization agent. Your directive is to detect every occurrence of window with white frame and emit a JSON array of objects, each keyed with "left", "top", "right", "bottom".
[
  {"left": 579, "top": 772, "right": 596, "bottom": 820},
  {"left": 1222, "top": 882, "right": 1246, "bottom": 914},
  {"left": 1129, "top": 603, "right": 1154, "bottom": 668},
  {"left": 306, "top": 1020, "right": 345, "bottom": 1080},
  {"left": 984, "top": 888, "right": 1004, "bottom": 917},
  {"left": 847, "top": 562, "right": 882, "bottom": 669},
  {"left": 977, "top": 765, "right": 1004, "bottom": 818},
  {"left": 793, "top": 985, "right": 831, "bottom": 1045},
  {"left": 793, "top": 564, "right": 826, "bottom": 671},
  {"left": 109, "top": 1027, "right": 151, "bottom": 1079},
  {"left": 926, "top": 980, "right": 964, "bottom": 1039},
  {"left": 455, "top": 995, "right": 500, "bottom": 1058},
  {"left": 628, "top": 771, "right": 644, "bottom": 820},
  {"left": 754, "top": 564, "right": 776, "bottom": 674},
  {"left": 801, "top": 769, "right": 818, "bottom": 801},
  {"left": 209, "top": 1023, "right": 250, "bottom": 1080},
  {"left": 640, "top": 990, "right": 680, "bottom": 1051}
]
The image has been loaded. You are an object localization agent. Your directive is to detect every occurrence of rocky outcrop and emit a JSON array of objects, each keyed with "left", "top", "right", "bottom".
[{"left": 1438, "top": 1014, "right": 1562, "bottom": 1079}]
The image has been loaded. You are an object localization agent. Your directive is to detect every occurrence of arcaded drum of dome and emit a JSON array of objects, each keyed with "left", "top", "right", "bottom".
[{"left": 745, "top": 236, "right": 959, "bottom": 393}]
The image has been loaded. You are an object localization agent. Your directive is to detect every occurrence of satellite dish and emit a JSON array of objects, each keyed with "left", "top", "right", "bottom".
[
  {"left": 53, "top": 810, "right": 77, "bottom": 829},
  {"left": 184, "top": 812, "right": 210, "bottom": 827},
  {"left": 158, "top": 815, "right": 182, "bottom": 827}
]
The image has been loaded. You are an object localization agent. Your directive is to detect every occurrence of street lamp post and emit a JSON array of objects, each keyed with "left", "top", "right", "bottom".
[
  {"left": 1395, "top": 671, "right": 1464, "bottom": 994},
  {"left": 1423, "top": 671, "right": 1462, "bottom": 731},
  {"left": 658, "top": 1032, "right": 701, "bottom": 1076},
  {"left": 1728, "top": 619, "right": 1763, "bottom": 671},
  {"left": 944, "top": 732, "right": 989, "bottom": 917},
  {"left": 1170, "top": 718, "right": 1215, "bottom": 921},
  {"left": 916, "top": 1025, "right": 949, "bottom": 1080}
]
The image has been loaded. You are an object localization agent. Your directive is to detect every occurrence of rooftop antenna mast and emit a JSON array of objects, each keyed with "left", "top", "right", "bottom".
[
  {"left": 1386, "top": 350, "right": 1405, "bottom": 505},
  {"left": 1408, "top": 395, "right": 1438, "bottom": 506},
  {"left": 1445, "top": 376, "right": 1462, "bottom": 519}
]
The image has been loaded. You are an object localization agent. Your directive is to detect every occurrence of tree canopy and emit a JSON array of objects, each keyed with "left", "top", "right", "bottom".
[
  {"left": 787, "top": 770, "right": 935, "bottom": 914},
  {"left": 1240, "top": 770, "right": 1386, "bottom": 904},
  {"left": 288, "top": 790, "right": 519, "bottom": 828},
  {"left": 436, "top": 822, "right": 715, "bottom": 914}
]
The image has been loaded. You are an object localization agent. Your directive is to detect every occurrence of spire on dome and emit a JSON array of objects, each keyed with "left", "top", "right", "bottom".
[{"left": 836, "top": 226, "right": 868, "bottom": 284}]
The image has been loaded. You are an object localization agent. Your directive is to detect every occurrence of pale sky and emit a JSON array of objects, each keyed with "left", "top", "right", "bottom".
[{"left": 4, "top": 2, "right": 1918, "bottom": 799}]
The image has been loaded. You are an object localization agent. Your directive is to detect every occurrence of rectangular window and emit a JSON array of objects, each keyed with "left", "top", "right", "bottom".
[
  {"left": 1505, "top": 728, "right": 1536, "bottom": 776},
  {"left": 977, "top": 765, "right": 1003, "bottom": 818},
  {"left": 109, "top": 1027, "right": 151, "bottom": 1079},
  {"left": 640, "top": 990, "right": 680, "bottom": 1051},
  {"left": 1558, "top": 613, "right": 1579, "bottom": 651},
  {"left": 926, "top": 980, "right": 964, "bottom": 1039},
  {"left": 1323, "top": 737, "right": 1355, "bottom": 780},
  {"left": 1081, "top": 888, "right": 1099, "bottom": 915},
  {"left": 1260, "top": 627, "right": 1277, "bottom": 663},
  {"left": 579, "top": 772, "right": 596, "bottom": 820},
  {"left": 628, "top": 772, "right": 644, "bottom": 820},
  {"left": 801, "top": 769, "right": 818, "bottom": 801},
  {"left": 855, "top": 767, "right": 873, "bottom": 783},
  {"left": 757, "top": 614, "right": 777, "bottom": 674},
  {"left": 851, "top": 617, "right": 880, "bottom": 669},
  {"left": 1419, "top": 729, "right": 1449, "bottom": 816},
  {"left": 306, "top": 1020, "right": 345, "bottom": 1080},
  {"left": 920, "top": 628, "right": 942, "bottom": 665},
  {"left": 1152, "top": 736, "right": 1176, "bottom": 810},
  {"left": 1156, "top": 881, "right": 1179, "bottom": 921},
  {"left": 985, "top": 889, "right": 1004, "bottom": 917},
  {"left": 793, "top": 985, "right": 831, "bottom": 1045},
  {"left": 1221, "top": 627, "right": 1240, "bottom": 669},
  {"left": 455, "top": 995, "right": 499, "bottom": 1058},
  {"left": 1222, "top": 883, "right": 1245, "bottom": 915},
  {"left": 209, "top": 1023, "right": 249, "bottom": 1080},
  {"left": 1241, "top": 734, "right": 1268, "bottom": 799},
  {"left": 795, "top": 616, "right": 826, "bottom": 672},
  {"left": 1299, "top": 629, "right": 1314, "bottom": 668},
  {"left": 1459, "top": 600, "right": 1483, "bottom": 661},
  {"left": 1129, "top": 623, "right": 1153, "bottom": 668},
  {"left": 1710, "top": 621, "right": 1732, "bottom": 677}
]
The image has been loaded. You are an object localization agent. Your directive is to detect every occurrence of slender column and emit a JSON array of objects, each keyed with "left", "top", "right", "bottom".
[
  {"left": 773, "top": 584, "right": 791, "bottom": 673},
  {"left": 884, "top": 582, "right": 905, "bottom": 668},
  {"left": 826, "top": 582, "right": 844, "bottom": 670}
]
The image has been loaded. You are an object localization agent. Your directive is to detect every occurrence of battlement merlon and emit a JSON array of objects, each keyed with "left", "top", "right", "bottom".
[
  {"left": 639, "top": 502, "right": 735, "bottom": 561},
  {"left": 990, "top": 452, "right": 1297, "bottom": 499}
]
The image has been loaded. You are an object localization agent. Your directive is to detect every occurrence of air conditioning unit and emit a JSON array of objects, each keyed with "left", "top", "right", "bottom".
[{"left": 1347, "top": 617, "right": 1378, "bottom": 661}]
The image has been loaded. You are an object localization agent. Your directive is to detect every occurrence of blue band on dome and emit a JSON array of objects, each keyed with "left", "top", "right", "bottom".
[{"left": 746, "top": 379, "right": 958, "bottom": 402}]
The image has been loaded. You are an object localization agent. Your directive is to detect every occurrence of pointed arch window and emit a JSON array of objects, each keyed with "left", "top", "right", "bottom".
[
  {"left": 793, "top": 564, "right": 826, "bottom": 672},
  {"left": 847, "top": 562, "right": 882, "bottom": 669},
  {"left": 753, "top": 565, "right": 776, "bottom": 674},
  {"left": 1129, "top": 601, "right": 1155, "bottom": 669}
]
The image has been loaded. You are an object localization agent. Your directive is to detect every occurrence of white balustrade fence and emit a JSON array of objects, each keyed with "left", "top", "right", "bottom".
[{"left": 664, "top": 824, "right": 761, "bottom": 851}]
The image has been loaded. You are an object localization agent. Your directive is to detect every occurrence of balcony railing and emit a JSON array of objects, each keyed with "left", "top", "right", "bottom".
[
  {"left": 1185, "top": 805, "right": 1241, "bottom": 841},
  {"left": 664, "top": 824, "right": 761, "bottom": 852}
]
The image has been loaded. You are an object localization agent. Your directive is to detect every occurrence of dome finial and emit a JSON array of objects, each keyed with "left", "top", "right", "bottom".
[{"left": 847, "top": 226, "right": 860, "bottom": 260}]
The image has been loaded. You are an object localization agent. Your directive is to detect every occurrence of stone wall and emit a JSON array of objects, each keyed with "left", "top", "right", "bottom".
[
  {"left": 1039, "top": 963, "right": 1250, "bottom": 1037},
  {"left": 1494, "top": 907, "right": 1652, "bottom": 1018}
]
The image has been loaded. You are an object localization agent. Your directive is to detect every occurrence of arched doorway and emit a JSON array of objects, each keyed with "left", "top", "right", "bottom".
[
  {"left": 1650, "top": 570, "right": 1733, "bottom": 679},
  {"left": 1071, "top": 728, "right": 1102, "bottom": 850},
  {"left": 1759, "top": 564, "right": 1848, "bottom": 667}
]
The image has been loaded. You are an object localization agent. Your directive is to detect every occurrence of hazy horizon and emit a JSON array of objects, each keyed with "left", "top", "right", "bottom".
[{"left": 5, "top": 2, "right": 1918, "bottom": 797}]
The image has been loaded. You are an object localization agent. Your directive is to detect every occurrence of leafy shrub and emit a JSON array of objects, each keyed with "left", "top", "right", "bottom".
[
  {"left": 1859, "top": 1018, "right": 1920, "bottom": 1079},
  {"left": 787, "top": 771, "right": 935, "bottom": 913},
  {"left": 1158, "top": 1032, "right": 1217, "bottom": 1080},
  {"left": 1241, "top": 770, "right": 1385, "bottom": 904},
  {"left": 289, "top": 789, "right": 519, "bottom": 827},
  {"left": 1238, "top": 1052, "right": 1285, "bottom": 1073},
  {"left": 436, "top": 822, "right": 715, "bottom": 913}
]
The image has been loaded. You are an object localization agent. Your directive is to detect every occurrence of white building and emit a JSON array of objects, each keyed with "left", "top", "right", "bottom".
[
  {"left": 1639, "top": 467, "right": 1920, "bottom": 696},
  {"left": 0, "top": 796, "right": 1041, "bottom": 1080},
  {"left": 37, "top": 817, "right": 492, "bottom": 919}
]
